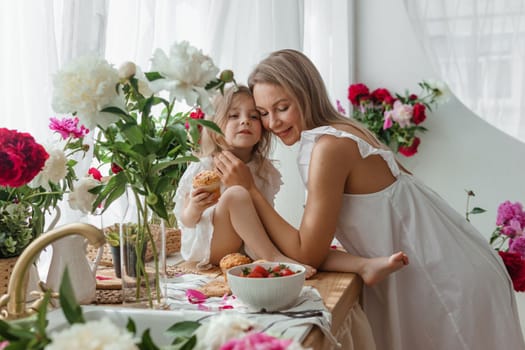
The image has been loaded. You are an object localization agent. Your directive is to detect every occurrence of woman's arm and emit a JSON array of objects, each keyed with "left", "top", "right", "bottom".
[{"left": 216, "top": 137, "right": 353, "bottom": 267}]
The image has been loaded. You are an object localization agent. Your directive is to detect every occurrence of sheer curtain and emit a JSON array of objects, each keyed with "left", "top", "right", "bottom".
[
  {"left": 1, "top": 0, "right": 352, "bottom": 226},
  {"left": 404, "top": 0, "right": 525, "bottom": 142},
  {"left": 0, "top": 0, "right": 108, "bottom": 143}
]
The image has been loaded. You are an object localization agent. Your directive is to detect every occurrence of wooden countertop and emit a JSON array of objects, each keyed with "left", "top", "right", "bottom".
[{"left": 302, "top": 271, "right": 364, "bottom": 349}]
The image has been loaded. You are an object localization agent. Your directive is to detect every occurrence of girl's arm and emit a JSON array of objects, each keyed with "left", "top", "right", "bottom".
[
  {"left": 216, "top": 137, "right": 352, "bottom": 267},
  {"left": 180, "top": 188, "right": 218, "bottom": 227}
]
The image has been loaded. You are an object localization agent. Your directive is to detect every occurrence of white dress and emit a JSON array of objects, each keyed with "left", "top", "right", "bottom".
[
  {"left": 298, "top": 126, "right": 525, "bottom": 350},
  {"left": 174, "top": 156, "right": 282, "bottom": 269}
]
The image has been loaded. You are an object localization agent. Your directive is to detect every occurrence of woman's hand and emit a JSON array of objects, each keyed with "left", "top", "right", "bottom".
[{"left": 214, "top": 151, "right": 255, "bottom": 190}]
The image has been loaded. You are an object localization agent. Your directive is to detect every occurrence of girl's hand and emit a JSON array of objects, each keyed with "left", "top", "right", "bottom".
[
  {"left": 187, "top": 188, "right": 219, "bottom": 214},
  {"left": 214, "top": 151, "right": 255, "bottom": 190}
]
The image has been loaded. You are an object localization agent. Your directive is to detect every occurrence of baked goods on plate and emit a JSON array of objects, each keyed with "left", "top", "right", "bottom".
[{"left": 219, "top": 252, "right": 252, "bottom": 281}]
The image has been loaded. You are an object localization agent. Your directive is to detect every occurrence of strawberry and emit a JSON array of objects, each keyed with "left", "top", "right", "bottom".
[
  {"left": 251, "top": 264, "right": 270, "bottom": 277},
  {"left": 279, "top": 268, "right": 295, "bottom": 276}
]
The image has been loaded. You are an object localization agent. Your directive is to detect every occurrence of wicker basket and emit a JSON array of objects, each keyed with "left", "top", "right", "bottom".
[
  {"left": 0, "top": 256, "right": 18, "bottom": 295},
  {"left": 87, "top": 225, "right": 181, "bottom": 267}
]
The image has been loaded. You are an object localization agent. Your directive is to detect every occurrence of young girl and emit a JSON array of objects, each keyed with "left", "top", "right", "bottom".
[{"left": 174, "top": 85, "right": 408, "bottom": 282}]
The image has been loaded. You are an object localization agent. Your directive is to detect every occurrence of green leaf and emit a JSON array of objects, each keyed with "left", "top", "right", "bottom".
[
  {"left": 100, "top": 106, "right": 134, "bottom": 123},
  {"left": 92, "top": 172, "right": 127, "bottom": 211},
  {"left": 192, "top": 119, "right": 223, "bottom": 135},
  {"left": 58, "top": 268, "right": 85, "bottom": 325},
  {"left": 126, "top": 318, "right": 137, "bottom": 335},
  {"left": 470, "top": 207, "right": 487, "bottom": 215},
  {"left": 122, "top": 124, "right": 144, "bottom": 145},
  {"left": 144, "top": 71, "right": 164, "bottom": 81},
  {"left": 138, "top": 329, "right": 160, "bottom": 350},
  {"left": 165, "top": 321, "right": 201, "bottom": 339}
]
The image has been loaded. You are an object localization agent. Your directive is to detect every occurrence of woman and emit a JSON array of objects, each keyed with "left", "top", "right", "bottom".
[{"left": 214, "top": 49, "right": 525, "bottom": 350}]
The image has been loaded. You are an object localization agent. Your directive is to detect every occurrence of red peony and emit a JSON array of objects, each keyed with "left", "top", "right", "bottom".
[
  {"left": 412, "top": 103, "right": 426, "bottom": 125},
  {"left": 0, "top": 128, "right": 49, "bottom": 188},
  {"left": 348, "top": 83, "right": 370, "bottom": 106},
  {"left": 111, "top": 163, "right": 123, "bottom": 174},
  {"left": 371, "top": 88, "right": 394, "bottom": 105},
  {"left": 498, "top": 251, "right": 525, "bottom": 292},
  {"left": 398, "top": 137, "right": 421, "bottom": 157},
  {"left": 88, "top": 167, "right": 102, "bottom": 181}
]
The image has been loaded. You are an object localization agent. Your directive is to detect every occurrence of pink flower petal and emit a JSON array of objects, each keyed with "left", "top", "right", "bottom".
[{"left": 186, "top": 289, "right": 208, "bottom": 304}]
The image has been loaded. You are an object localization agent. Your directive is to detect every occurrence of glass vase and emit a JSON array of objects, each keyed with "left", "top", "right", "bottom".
[{"left": 118, "top": 185, "right": 166, "bottom": 308}]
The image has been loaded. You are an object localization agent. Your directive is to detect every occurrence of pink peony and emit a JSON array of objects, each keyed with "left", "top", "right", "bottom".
[
  {"left": 219, "top": 332, "right": 293, "bottom": 350},
  {"left": 49, "top": 116, "right": 89, "bottom": 140},
  {"left": 383, "top": 111, "right": 393, "bottom": 130},
  {"left": 509, "top": 236, "right": 525, "bottom": 257},
  {"left": 336, "top": 100, "right": 346, "bottom": 115},
  {"left": 390, "top": 101, "right": 413, "bottom": 128}
]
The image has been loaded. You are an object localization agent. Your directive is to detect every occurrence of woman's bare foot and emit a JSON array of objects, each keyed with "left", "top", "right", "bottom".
[{"left": 360, "top": 251, "right": 409, "bottom": 286}]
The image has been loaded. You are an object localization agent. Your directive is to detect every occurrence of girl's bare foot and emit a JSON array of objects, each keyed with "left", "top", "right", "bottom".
[{"left": 361, "top": 251, "right": 409, "bottom": 286}]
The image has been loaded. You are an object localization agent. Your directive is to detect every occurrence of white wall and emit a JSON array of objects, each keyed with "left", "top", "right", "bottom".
[
  {"left": 358, "top": 0, "right": 525, "bottom": 335},
  {"left": 273, "top": 0, "right": 525, "bottom": 335}
]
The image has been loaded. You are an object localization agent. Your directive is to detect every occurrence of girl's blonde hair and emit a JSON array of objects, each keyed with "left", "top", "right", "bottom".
[
  {"left": 198, "top": 85, "right": 272, "bottom": 167},
  {"left": 247, "top": 49, "right": 390, "bottom": 151}
]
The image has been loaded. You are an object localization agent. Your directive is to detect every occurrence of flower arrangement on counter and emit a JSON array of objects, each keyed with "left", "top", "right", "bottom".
[
  {"left": 51, "top": 40, "right": 232, "bottom": 306},
  {"left": 466, "top": 191, "right": 525, "bottom": 291},
  {"left": 343, "top": 80, "right": 450, "bottom": 156},
  {"left": 0, "top": 271, "right": 307, "bottom": 350},
  {"left": 0, "top": 117, "right": 89, "bottom": 258}
]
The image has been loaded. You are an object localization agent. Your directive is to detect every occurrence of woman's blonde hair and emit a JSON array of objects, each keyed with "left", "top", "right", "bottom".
[
  {"left": 198, "top": 85, "right": 272, "bottom": 165},
  {"left": 247, "top": 49, "right": 389, "bottom": 150}
]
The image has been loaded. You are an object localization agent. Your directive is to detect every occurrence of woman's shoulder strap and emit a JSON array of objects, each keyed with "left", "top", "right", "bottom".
[{"left": 298, "top": 126, "right": 400, "bottom": 177}]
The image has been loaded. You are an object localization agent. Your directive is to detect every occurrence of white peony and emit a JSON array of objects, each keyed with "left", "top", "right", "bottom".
[
  {"left": 29, "top": 146, "right": 68, "bottom": 190},
  {"left": 52, "top": 55, "right": 125, "bottom": 129},
  {"left": 45, "top": 317, "right": 138, "bottom": 350},
  {"left": 68, "top": 176, "right": 100, "bottom": 214},
  {"left": 424, "top": 79, "right": 452, "bottom": 105},
  {"left": 149, "top": 41, "right": 219, "bottom": 114},
  {"left": 193, "top": 312, "right": 261, "bottom": 350},
  {"left": 118, "top": 61, "right": 137, "bottom": 80}
]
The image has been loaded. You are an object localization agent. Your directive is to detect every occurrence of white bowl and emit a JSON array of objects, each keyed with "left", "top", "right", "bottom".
[{"left": 226, "top": 262, "right": 306, "bottom": 311}]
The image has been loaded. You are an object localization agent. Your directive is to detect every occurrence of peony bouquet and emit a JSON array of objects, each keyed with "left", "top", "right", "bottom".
[
  {"left": 466, "top": 191, "right": 525, "bottom": 292},
  {"left": 489, "top": 200, "right": 525, "bottom": 291},
  {"left": 0, "top": 117, "right": 89, "bottom": 257},
  {"left": 51, "top": 40, "right": 233, "bottom": 306},
  {"left": 343, "top": 80, "right": 450, "bottom": 156}
]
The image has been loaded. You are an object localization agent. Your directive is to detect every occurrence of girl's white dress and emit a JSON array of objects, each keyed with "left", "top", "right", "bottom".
[
  {"left": 174, "top": 156, "right": 282, "bottom": 269},
  {"left": 298, "top": 126, "right": 525, "bottom": 350}
]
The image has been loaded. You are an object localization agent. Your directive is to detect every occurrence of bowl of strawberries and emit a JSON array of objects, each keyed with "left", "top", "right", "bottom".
[{"left": 226, "top": 262, "right": 306, "bottom": 311}]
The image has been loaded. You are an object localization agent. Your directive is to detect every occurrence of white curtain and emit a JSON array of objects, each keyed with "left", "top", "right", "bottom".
[
  {"left": 1, "top": 0, "right": 352, "bottom": 228},
  {"left": 404, "top": 0, "right": 525, "bottom": 142},
  {"left": 0, "top": 0, "right": 108, "bottom": 143}
]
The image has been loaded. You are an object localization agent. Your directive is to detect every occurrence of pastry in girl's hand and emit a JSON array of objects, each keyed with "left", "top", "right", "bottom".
[{"left": 192, "top": 170, "right": 221, "bottom": 196}]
